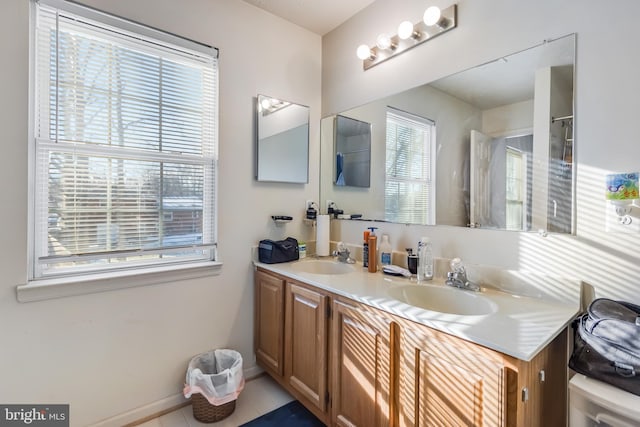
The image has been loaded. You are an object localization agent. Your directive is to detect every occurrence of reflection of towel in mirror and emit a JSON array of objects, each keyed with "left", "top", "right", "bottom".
[{"left": 336, "top": 152, "right": 345, "bottom": 186}]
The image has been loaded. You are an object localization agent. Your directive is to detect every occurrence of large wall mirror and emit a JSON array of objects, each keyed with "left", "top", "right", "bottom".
[
  {"left": 320, "top": 34, "right": 575, "bottom": 233},
  {"left": 256, "top": 94, "right": 310, "bottom": 183}
]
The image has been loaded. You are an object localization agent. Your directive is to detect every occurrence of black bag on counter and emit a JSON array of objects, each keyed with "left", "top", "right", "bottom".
[
  {"left": 258, "top": 237, "right": 299, "bottom": 264},
  {"left": 569, "top": 298, "right": 640, "bottom": 396}
]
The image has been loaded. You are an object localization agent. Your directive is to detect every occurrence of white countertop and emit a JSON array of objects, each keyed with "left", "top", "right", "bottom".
[{"left": 254, "top": 258, "right": 581, "bottom": 361}]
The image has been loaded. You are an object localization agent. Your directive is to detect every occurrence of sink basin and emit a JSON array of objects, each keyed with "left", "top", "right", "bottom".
[
  {"left": 388, "top": 285, "right": 497, "bottom": 316},
  {"left": 291, "top": 260, "right": 355, "bottom": 275}
]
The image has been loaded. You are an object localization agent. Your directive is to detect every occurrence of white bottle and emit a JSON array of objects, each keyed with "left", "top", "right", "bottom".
[
  {"left": 379, "top": 234, "right": 392, "bottom": 266},
  {"left": 417, "top": 237, "right": 433, "bottom": 281}
]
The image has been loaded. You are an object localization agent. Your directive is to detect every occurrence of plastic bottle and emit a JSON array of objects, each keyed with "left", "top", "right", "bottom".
[
  {"left": 417, "top": 237, "right": 433, "bottom": 281},
  {"left": 298, "top": 241, "right": 306, "bottom": 259},
  {"left": 362, "top": 230, "right": 370, "bottom": 269},
  {"left": 379, "top": 234, "right": 392, "bottom": 266},
  {"left": 367, "top": 227, "right": 378, "bottom": 273}
]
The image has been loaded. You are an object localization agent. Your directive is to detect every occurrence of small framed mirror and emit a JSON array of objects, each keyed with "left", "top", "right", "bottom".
[
  {"left": 334, "top": 115, "right": 371, "bottom": 188},
  {"left": 256, "top": 94, "right": 310, "bottom": 183}
]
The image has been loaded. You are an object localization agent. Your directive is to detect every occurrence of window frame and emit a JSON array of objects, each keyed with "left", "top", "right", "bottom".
[
  {"left": 505, "top": 147, "right": 524, "bottom": 230},
  {"left": 21, "top": 0, "right": 221, "bottom": 301}
]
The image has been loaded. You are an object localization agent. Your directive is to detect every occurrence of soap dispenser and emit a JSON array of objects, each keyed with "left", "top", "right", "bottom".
[{"left": 306, "top": 202, "right": 317, "bottom": 220}]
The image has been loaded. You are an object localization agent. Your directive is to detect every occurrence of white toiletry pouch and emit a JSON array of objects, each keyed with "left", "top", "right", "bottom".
[{"left": 183, "top": 349, "right": 245, "bottom": 405}]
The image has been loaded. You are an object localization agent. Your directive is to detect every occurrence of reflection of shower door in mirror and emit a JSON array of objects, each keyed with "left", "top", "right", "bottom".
[{"left": 470, "top": 130, "right": 492, "bottom": 228}]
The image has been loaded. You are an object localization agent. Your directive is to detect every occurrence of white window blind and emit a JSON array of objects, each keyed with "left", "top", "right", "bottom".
[
  {"left": 31, "top": 1, "right": 218, "bottom": 279},
  {"left": 385, "top": 108, "right": 435, "bottom": 225}
]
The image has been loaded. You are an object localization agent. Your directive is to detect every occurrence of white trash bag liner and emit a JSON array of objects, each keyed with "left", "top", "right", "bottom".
[{"left": 183, "top": 349, "right": 245, "bottom": 406}]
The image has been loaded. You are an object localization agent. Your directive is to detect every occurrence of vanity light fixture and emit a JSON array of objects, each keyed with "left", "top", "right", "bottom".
[
  {"left": 423, "top": 6, "right": 450, "bottom": 28},
  {"left": 357, "top": 44, "right": 375, "bottom": 60},
  {"left": 258, "top": 96, "right": 291, "bottom": 115},
  {"left": 356, "top": 4, "right": 457, "bottom": 70},
  {"left": 397, "top": 21, "right": 420, "bottom": 40},
  {"left": 375, "top": 33, "right": 395, "bottom": 50}
]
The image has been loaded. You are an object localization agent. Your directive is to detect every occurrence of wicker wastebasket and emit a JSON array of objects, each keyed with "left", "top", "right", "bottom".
[
  {"left": 184, "top": 349, "right": 244, "bottom": 423},
  {"left": 191, "top": 392, "right": 236, "bottom": 423}
]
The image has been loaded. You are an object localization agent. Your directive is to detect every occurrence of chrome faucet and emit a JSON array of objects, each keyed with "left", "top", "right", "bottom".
[
  {"left": 332, "top": 242, "right": 355, "bottom": 264},
  {"left": 446, "top": 258, "right": 480, "bottom": 292}
]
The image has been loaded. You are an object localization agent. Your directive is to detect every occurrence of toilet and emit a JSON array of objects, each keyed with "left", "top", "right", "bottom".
[{"left": 569, "top": 374, "right": 640, "bottom": 426}]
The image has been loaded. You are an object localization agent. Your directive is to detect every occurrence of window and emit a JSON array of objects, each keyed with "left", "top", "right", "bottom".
[
  {"left": 385, "top": 108, "right": 436, "bottom": 224},
  {"left": 30, "top": 1, "right": 218, "bottom": 281},
  {"left": 505, "top": 147, "right": 526, "bottom": 230}
]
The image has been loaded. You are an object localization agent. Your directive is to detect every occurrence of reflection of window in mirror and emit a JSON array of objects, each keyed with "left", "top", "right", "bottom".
[
  {"left": 385, "top": 108, "right": 435, "bottom": 224},
  {"left": 505, "top": 147, "right": 526, "bottom": 230}
]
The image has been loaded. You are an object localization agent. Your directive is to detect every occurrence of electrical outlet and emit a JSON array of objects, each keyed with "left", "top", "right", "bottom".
[{"left": 606, "top": 202, "right": 640, "bottom": 233}]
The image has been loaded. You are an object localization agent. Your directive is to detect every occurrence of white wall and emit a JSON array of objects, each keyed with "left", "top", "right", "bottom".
[
  {"left": 323, "top": 0, "right": 640, "bottom": 305},
  {"left": 482, "top": 100, "right": 534, "bottom": 137},
  {"left": 0, "top": 0, "right": 320, "bottom": 425},
  {"left": 4, "top": 0, "right": 640, "bottom": 423}
]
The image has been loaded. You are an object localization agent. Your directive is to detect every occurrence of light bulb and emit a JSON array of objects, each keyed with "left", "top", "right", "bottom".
[
  {"left": 260, "top": 98, "right": 271, "bottom": 110},
  {"left": 398, "top": 21, "right": 415, "bottom": 40},
  {"left": 423, "top": 6, "right": 442, "bottom": 26},
  {"left": 376, "top": 33, "right": 392, "bottom": 50},
  {"left": 356, "top": 44, "right": 373, "bottom": 60}
]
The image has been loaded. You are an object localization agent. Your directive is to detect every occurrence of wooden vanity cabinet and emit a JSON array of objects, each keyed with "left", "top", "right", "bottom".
[
  {"left": 395, "top": 315, "right": 568, "bottom": 427},
  {"left": 255, "top": 268, "right": 392, "bottom": 426},
  {"left": 396, "top": 316, "right": 517, "bottom": 427},
  {"left": 331, "top": 299, "right": 392, "bottom": 427},
  {"left": 284, "top": 282, "right": 329, "bottom": 414},
  {"left": 254, "top": 268, "right": 568, "bottom": 427},
  {"left": 254, "top": 268, "right": 331, "bottom": 424},
  {"left": 254, "top": 269, "right": 285, "bottom": 377},
  {"left": 517, "top": 328, "right": 568, "bottom": 427}
]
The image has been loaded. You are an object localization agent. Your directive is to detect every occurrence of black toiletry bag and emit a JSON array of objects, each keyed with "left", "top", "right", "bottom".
[
  {"left": 569, "top": 298, "right": 640, "bottom": 395},
  {"left": 258, "top": 237, "right": 299, "bottom": 264}
]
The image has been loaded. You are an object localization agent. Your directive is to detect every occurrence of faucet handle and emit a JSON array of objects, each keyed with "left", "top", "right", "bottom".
[{"left": 450, "top": 257, "right": 465, "bottom": 273}]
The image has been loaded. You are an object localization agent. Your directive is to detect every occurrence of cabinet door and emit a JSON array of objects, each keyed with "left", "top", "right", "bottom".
[
  {"left": 285, "top": 282, "right": 328, "bottom": 412},
  {"left": 254, "top": 270, "right": 285, "bottom": 377},
  {"left": 520, "top": 328, "right": 568, "bottom": 427},
  {"left": 399, "top": 326, "right": 511, "bottom": 427},
  {"left": 331, "top": 300, "right": 392, "bottom": 427}
]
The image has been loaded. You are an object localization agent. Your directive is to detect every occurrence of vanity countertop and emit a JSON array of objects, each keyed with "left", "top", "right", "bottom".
[{"left": 254, "top": 258, "right": 581, "bottom": 362}]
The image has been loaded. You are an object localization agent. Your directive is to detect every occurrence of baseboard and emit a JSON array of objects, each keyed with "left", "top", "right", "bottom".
[
  {"left": 244, "top": 364, "right": 264, "bottom": 380},
  {"left": 89, "top": 366, "right": 266, "bottom": 427},
  {"left": 89, "top": 393, "right": 187, "bottom": 427}
]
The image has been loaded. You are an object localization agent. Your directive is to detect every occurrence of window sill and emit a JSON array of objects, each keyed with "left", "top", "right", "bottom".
[{"left": 16, "top": 261, "right": 223, "bottom": 303}]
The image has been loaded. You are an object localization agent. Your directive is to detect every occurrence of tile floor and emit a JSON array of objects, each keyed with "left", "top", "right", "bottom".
[{"left": 138, "top": 375, "right": 293, "bottom": 427}]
